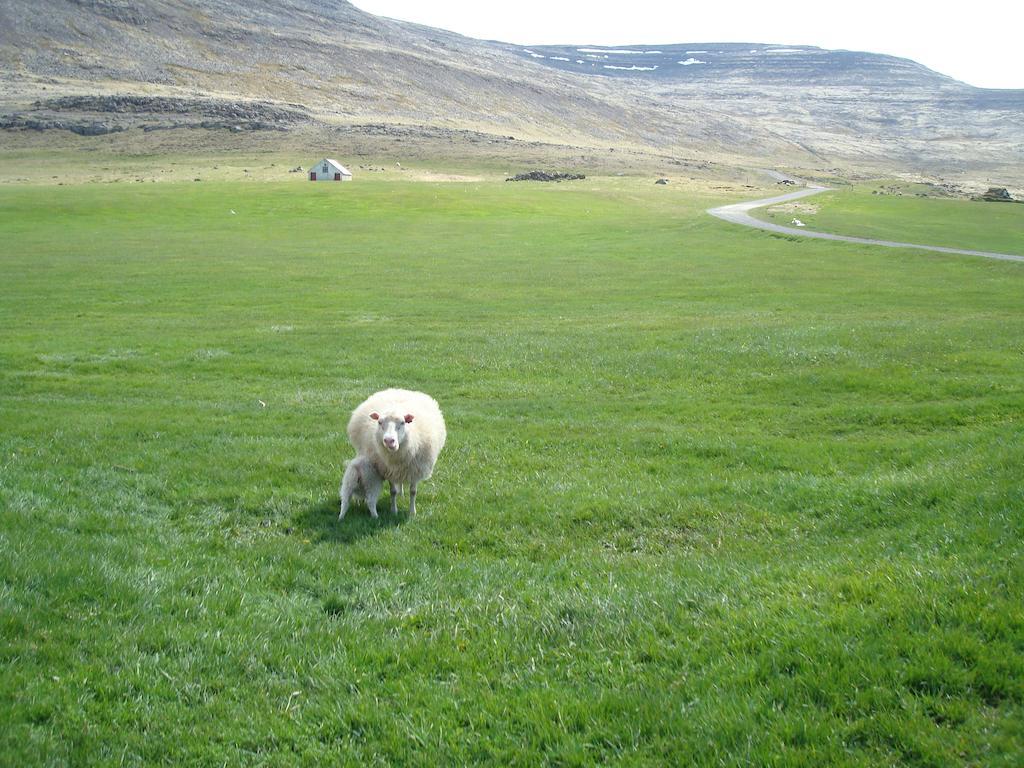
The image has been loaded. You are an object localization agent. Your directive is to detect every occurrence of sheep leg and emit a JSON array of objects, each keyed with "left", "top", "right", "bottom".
[
  {"left": 338, "top": 478, "right": 349, "bottom": 520},
  {"left": 408, "top": 481, "right": 417, "bottom": 517},
  {"left": 365, "top": 485, "right": 380, "bottom": 519},
  {"left": 390, "top": 482, "right": 399, "bottom": 515}
]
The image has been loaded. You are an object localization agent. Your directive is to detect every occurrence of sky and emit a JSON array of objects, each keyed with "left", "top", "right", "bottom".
[{"left": 351, "top": 1, "right": 1024, "bottom": 89}]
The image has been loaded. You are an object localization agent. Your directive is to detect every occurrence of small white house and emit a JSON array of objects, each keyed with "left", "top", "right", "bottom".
[{"left": 309, "top": 158, "right": 352, "bottom": 182}]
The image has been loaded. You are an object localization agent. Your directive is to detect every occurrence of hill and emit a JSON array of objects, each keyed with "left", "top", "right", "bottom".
[{"left": 0, "top": 0, "right": 1022, "bottom": 178}]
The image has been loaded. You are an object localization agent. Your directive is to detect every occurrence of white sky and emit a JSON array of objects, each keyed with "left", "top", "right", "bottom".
[{"left": 351, "top": 1, "right": 1024, "bottom": 89}]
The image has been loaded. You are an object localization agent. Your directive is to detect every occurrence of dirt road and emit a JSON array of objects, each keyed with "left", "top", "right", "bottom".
[{"left": 708, "top": 176, "right": 1024, "bottom": 264}]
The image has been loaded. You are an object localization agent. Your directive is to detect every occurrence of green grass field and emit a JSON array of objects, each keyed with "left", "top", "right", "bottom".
[
  {"left": 755, "top": 184, "right": 1024, "bottom": 255},
  {"left": 2, "top": 175, "right": 1023, "bottom": 765}
]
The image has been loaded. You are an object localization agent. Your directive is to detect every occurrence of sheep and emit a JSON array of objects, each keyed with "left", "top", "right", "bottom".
[
  {"left": 346, "top": 388, "right": 447, "bottom": 517},
  {"left": 338, "top": 453, "right": 384, "bottom": 520}
]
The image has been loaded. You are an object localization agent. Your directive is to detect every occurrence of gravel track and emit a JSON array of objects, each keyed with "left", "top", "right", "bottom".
[{"left": 708, "top": 175, "right": 1024, "bottom": 264}]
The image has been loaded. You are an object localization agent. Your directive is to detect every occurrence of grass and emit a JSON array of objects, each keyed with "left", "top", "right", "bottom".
[
  {"left": 754, "top": 184, "right": 1024, "bottom": 255},
  {"left": 1, "top": 173, "right": 1023, "bottom": 765}
]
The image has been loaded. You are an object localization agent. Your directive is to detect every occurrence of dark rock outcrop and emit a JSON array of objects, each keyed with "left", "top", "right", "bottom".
[
  {"left": 38, "top": 95, "right": 309, "bottom": 124},
  {"left": 974, "top": 187, "right": 1018, "bottom": 202},
  {"left": 0, "top": 115, "right": 124, "bottom": 135},
  {"left": 506, "top": 171, "right": 586, "bottom": 182},
  {"left": 1, "top": 95, "right": 310, "bottom": 135}
]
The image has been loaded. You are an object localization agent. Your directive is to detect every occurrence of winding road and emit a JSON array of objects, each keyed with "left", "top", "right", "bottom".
[{"left": 707, "top": 173, "right": 1024, "bottom": 264}]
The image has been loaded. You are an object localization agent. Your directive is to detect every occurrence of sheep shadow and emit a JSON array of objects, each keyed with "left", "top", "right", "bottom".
[{"left": 294, "top": 495, "right": 409, "bottom": 545}]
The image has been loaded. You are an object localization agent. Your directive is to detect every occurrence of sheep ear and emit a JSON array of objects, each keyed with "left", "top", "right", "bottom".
[
  {"left": 404, "top": 414, "right": 414, "bottom": 424},
  {"left": 369, "top": 412, "right": 379, "bottom": 421}
]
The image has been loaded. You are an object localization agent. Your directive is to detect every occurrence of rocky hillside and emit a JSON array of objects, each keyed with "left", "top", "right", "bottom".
[
  {"left": 504, "top": 42, "right": 1024, "bottom": 171},
  {"left": 0, "top": 0, "right": 657, "bottom": 144},
  {"left": 1, "top": 0, "right": 1021, "bottom": 174}
]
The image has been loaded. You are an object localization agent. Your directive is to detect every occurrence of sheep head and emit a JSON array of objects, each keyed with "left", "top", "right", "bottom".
[{"left": 370, "top": 411, "right": 413, "bottom": 452}]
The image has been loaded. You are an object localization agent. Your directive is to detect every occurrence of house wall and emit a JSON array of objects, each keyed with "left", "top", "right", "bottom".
[{"left": 311, "top": 161, "right": 352, "bottom": 182}]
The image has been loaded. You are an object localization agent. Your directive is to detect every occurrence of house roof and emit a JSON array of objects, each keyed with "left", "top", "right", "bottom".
[{"left": 316, "top": 158, "right": 352, "bottom": 175}]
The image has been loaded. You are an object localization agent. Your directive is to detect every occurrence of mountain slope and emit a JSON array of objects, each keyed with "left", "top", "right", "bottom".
[
  {"left": 1, "top": 0, "right": 1022, "bottom": 174},
  {"left": 504, "top": 42, "right": 956, "bottom": 86},
  {"left": 502, "top": 42, "right": 1023, "bottom": 169}
]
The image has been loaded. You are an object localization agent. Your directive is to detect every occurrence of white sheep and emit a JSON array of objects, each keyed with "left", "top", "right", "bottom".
[
  {"left": 346, "top": 388, "right": 447, "bottom": 517},
  {"left": 338, "top": 454, "right": 384, "bottom": 520}
]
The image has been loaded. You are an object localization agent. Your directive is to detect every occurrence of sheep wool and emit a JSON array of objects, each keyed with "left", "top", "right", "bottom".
[
  {"left": 339, "top": 454, "right": 384, "bottom": 520},
  {"left": 346, "top": 388, "right": 447, "bottom": 516}
]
